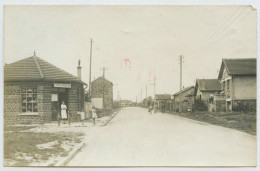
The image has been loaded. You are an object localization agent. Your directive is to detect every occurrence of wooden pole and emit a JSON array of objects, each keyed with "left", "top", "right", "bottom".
[{"left": 89, "top": 38, "right": 92, "bottom": 101}]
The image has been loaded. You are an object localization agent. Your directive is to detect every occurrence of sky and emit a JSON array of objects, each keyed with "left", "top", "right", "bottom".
[{"left": 4, "top": 5, "right": 256, "bottom": 102}]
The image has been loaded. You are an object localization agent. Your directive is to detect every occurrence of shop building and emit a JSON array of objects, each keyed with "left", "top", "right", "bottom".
[{"left": 4, "top": 54, "right": 87, "bottom": 123}]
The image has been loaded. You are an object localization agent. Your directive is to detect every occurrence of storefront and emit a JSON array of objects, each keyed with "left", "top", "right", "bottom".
[{"left": 4, "top": 55, "right": 87, "bottom": 123}]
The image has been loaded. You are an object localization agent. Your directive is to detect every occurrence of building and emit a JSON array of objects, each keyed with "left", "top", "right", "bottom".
[
  {"left": 4, "top": 54, "right": 87, "bottom": 123},
  {"left": 91, "top": 77, "right": 113, "bottom": 110},
  {"left": 155, "top": 94, "right": 172, "bottom": 112},
  {"left": 217, "top": 58, "right": 256, "bottom": 112},
  {"left": 194, "top": 79, "right": 221, "bottom": 111},
  {"left": 173, "top": 86, "right": 194, "bottom": 112}
]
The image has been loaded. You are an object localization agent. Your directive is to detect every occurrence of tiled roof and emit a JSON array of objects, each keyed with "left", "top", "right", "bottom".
[
  {"left": 4, "top": 55, "right": 87, "bottom": 85},
  {"left": 218, "top": 58, "right": 256, "bottom": 79},
  {"left": 91, "top": 76, "right": 113, "bottom": 85},
  {"left": 185, "top": 90, "right": 195, "bottom": 97},
  {"left": 155, "top": 94, "right": 171, "bottom": 100},
  {"left": 196, "top": 79, "right": 221, "bottom": 92},
  {"left": 173, "top": 86, "right": 194, "bottom": 96}
]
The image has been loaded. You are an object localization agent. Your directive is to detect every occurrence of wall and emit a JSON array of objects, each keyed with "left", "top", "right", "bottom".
[
  {"left": 67, "top": 82, "right": 85, "bottom": 121},
  {"left": 4, "top": 81, "right": 84, "bottom": 123},
  {"left": 232, "top": 75, "right": 256, "bottom": 100},
  {"left": 174, "top": 87, "right": 194, "bottom": 112},
  {"left": 4, "top": 81, "right": 52, "bottom": 124},
  {"left": 91, "top": 78, "right": 113, "bottom": 110}
]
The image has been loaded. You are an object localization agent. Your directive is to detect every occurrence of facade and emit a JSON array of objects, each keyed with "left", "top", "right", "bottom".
[
  {"left": 155, "top": 94, "right": 172, "bottom": 112},
  {"left": 91, "top": 77, "right": 113, "bottom": 110},
  {"left": 217, "top": 58, "right": 256, "bottom": 112},
  {"left": 173, "top": 86, "right": 194, "bottom": 112},
  {"left": 194, "top": 79, "right": 221, "bottom": 111},
  {"left": 4, "top": 55, "right": 87, "bottom": 123}
]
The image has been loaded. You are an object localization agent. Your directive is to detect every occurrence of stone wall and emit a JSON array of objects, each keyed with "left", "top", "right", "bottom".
[
  {"left": 67, "top": 82, "right": 85, "bottom": 121},
  {"left": 4, "top": 82, "right": 52, "bottom": 124},
  {"left": 4, "top": 81, "right": 84, "bottom": 123}
]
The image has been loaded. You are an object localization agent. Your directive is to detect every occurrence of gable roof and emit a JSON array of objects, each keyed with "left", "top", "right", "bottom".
[
  {"left": 173, "top": 86, "right": 194, "bottom": 96},
  {"left": 4, "top": 55, "right": 87, "bottom": 85},
  {"left": 91, "top": 76, "right": 113, "bottom": 85},
  {"left": 155, "top": 94, "right": 171, "bottom": 100},
  {"left": 218, "top": 58, "right": 256, "bottom": 80},
  {"left": 195, "top": 79, "right": 221, "bottom": 94}
]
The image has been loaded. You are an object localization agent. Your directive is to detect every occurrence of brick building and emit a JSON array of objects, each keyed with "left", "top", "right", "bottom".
[
  {"left": 91, "top": 77, "right": 113, "bottom": 110},
  {"left": 4, "top": 55, "right": 87, "bottom": 123},
  {"left": 217, "top": 58, "right": 256, "bottom": 112}
]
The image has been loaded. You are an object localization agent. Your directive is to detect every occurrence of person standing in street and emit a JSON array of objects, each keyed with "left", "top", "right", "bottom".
[
  {"left": 92, "top": 106, "right": 97, "bottom": 125},
  {"left": 61, "top": 101, "right": 67, "bottom": 124}
]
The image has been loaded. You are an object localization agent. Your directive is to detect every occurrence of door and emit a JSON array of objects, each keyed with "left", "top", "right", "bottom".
[{"left": 52, "top": 101, "right": 59, "bottom": 121}]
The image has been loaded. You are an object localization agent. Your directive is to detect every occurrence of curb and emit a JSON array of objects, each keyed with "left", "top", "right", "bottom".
[
  {"left": 102, "top": 110, "right": 120, "bottom": 126},
  {"left": 55, "top": 142, "right": 86, "bottom": 166}
]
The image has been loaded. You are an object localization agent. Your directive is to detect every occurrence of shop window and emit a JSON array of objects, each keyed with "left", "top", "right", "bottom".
[{"left": 21, "top": 87, "right": 38, "bottom": 113}]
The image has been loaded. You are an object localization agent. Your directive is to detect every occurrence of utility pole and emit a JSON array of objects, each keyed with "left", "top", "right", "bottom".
[
  {"left": 146, "top": 86, "right": 147, "bottom": 99},
  {"left": 89, "top": 38, "right": 93, "bottom": 101},
  {"left": 141, "top": 88, "right": 142, "bottom": 102},
  {"left": 153, "top": 76, "right": 156, "bottom": 98},
  {"left": 179, "top": 55, "right": 183, "bottom": 91},
  {"left": 101, "top": 67, "right": 108, "bottom": 113}
]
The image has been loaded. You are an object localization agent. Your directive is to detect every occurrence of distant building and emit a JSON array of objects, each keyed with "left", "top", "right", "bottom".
[
  {"left": 155, "top": 94, "right": 172, "bottom": 112},
  {"left": 91, "top": 77, "right": 113, "bottom": 110},
  {"left": 217, "top": 58, "right": 256, "bottom": 112},
  {"left": 194, "top": 79, "right": 221, "bottom": 111},
  {"left": 173, "top": 86, "right": 194, "bottom": 112},
  {"left": 4, "top": 55, "right": 87, "bottom": 123}
]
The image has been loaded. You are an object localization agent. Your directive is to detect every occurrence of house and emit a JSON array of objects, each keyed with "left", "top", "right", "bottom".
[
  {"left": 155, "top": 94, "right": 172, "bottom": 112},
  {"left": 194, "top": 79, "right": 221, "bottom": 111},
  {"left": 91, "top": 77, "right": 113, "bottom": 110},
  {"left": 173, "top": 86, "right": 194, "bottom": 112},
  {"left": 4, "top": 54, "right": 87, "bottom": 123},
  {"left": 217, "top": 58, "right": 256, "bottom": 112}
]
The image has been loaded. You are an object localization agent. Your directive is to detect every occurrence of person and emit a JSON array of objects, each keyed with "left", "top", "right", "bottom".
[
  {"left": 148, "top": 102, "right": 153, "bottom": 114},
  {"left": 153, "top": 103, "right": 158, "bottom": 114},
  {"left": 92, "top": 106, "right": 97, "bottom": 125},
  {"left": 61, "top": 101, "right": 67, "bottom": 124}
]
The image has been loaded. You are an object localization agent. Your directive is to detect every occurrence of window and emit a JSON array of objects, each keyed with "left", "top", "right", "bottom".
[
  {"left": 21, "top": 88, "right": 37, "bottom": 113},
  {"left": 227, "top": 80, "right": 230, "bottom": 90}
]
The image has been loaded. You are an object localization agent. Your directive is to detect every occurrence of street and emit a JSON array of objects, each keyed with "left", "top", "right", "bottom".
[{"left": 67, "top": 107, "right": 256, "bottom": 166}]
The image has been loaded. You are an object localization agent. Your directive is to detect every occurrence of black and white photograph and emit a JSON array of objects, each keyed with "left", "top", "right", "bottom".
[{"left": 1, "top": 2, "right": 259, "bottom": 169}]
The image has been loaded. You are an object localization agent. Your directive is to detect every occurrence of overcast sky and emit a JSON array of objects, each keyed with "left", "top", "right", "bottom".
[{"left": 4, "top": 5, "right": 256, "bottom": 101}]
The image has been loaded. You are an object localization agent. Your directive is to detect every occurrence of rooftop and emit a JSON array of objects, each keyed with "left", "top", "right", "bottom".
[
  {"left": 173, "top": 86, "right": 194, "bottom": 96},
  {"left": 195, "top": 79, "right": 221, "bottom": 92},
  {"left": 218, "top": 58, "right": 256, "bottom": 79},
  {"left": 4, "top": 55, "right": 87, "bottom": 85}
]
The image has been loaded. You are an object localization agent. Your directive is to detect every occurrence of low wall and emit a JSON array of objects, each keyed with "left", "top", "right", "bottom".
[{"left": 233, "top": 99, "right": 256, "bottom": 112}]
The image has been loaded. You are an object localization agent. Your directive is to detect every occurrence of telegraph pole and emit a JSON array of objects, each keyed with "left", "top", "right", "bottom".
[
  {"left": 179, "top": 55, "right": 183, "bottom": 91},
  {"left": 89, "top": 38, "right": 93, "bottom": 101},
  {"left": 141, "top": 88, "right": 142, "bottom": 102},
  {"left": 153, "top": 76, "right": 156, "bottom": 98},
  {"left": 146, "top": 86, "right": 147, "bottom": 99},
  {"left": 101, "top": 67, "right": 108, "bottom": 113}
]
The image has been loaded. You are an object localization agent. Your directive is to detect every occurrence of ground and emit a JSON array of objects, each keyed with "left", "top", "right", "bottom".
[
  {"left": 67, "top": 107, "right": 256, "bottom": 167},
  {"left": 3, "top": 114, "right": 111, "bottom": 166}
]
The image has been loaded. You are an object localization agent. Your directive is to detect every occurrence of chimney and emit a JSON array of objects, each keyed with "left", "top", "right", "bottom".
[{"left": 77, "top": 59, "right": 82, "bottom": 80}]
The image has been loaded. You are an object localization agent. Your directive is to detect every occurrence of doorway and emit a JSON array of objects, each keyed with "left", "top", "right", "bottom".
[{"left": 51, "top": 88, "right": 68, "bottom": 121}]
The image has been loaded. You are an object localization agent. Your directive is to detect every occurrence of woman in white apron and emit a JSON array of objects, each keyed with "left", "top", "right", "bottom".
[
  {"left": 61, "top": 101, "right": 67, "bottom": 124},
  {"left": 92, "top": 106, "right": 97, "bottom": 125}
]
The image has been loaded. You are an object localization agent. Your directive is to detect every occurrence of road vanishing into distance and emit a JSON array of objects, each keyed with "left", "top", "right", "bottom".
[{"left": 67, "top": 107, "right": 256, "bottom": 167}]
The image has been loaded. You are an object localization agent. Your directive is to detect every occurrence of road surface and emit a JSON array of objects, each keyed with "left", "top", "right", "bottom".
[{"left": 67, "top": 107, "right": 256, "bottom": 166}]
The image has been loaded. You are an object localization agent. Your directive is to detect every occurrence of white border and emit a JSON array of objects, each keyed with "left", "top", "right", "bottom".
[{"left": 0, "top": 0, "right": 259, "bottom": 171}]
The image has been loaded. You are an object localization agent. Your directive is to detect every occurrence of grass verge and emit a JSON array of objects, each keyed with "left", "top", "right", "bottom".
[
  {"left": 4, "top": 126, "right": 84, "bottom": 166},
  {"left": 169, "top": 111, "right": 256, "bottom": 135}
]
